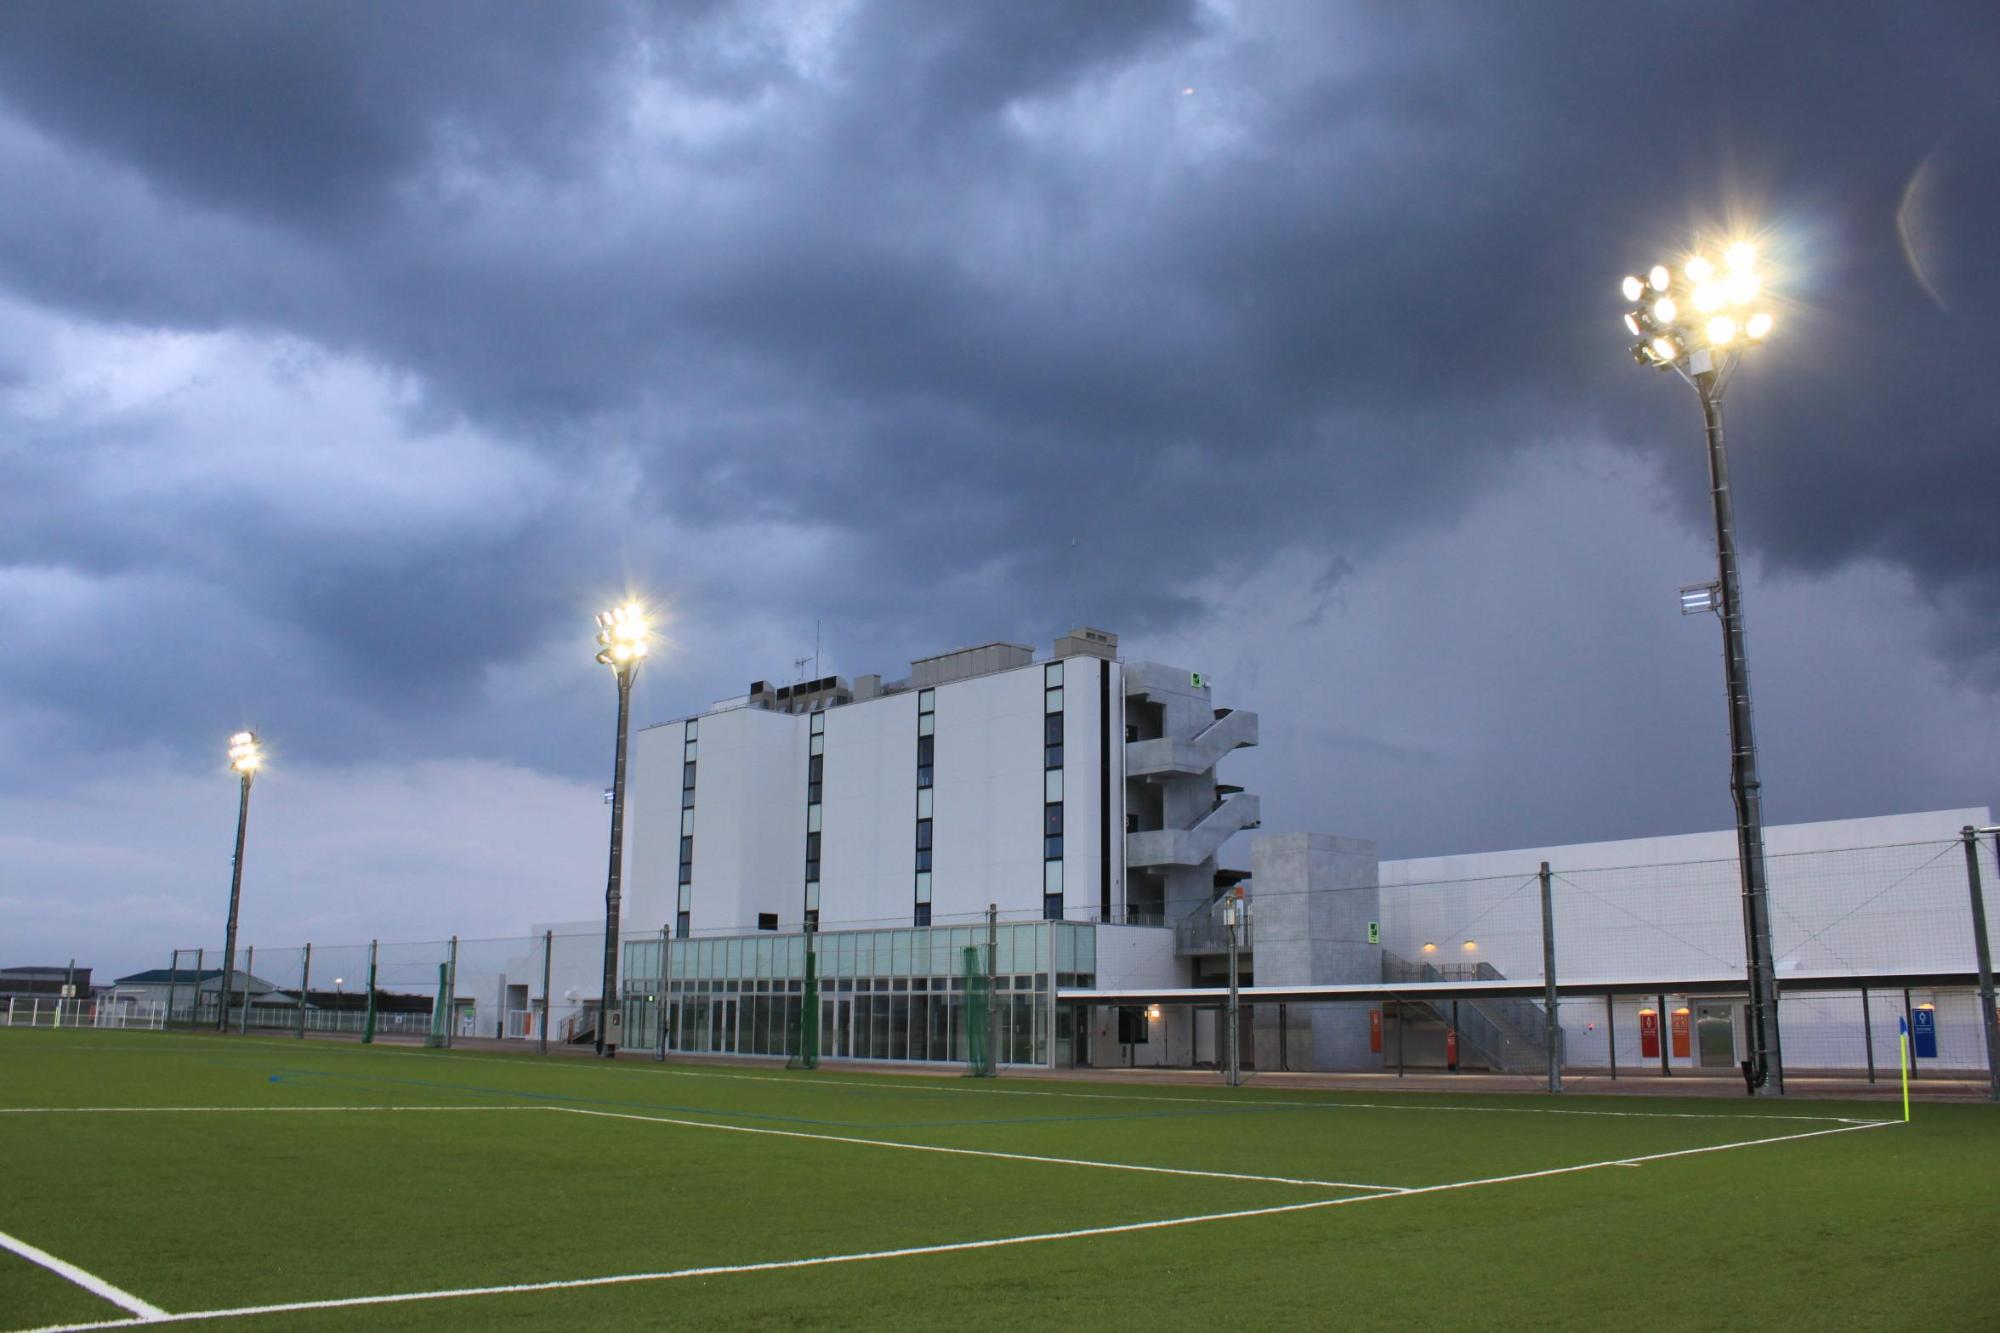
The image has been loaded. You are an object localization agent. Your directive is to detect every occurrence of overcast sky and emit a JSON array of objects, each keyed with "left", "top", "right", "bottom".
[{"left": 2, "top": 2, "right": 1995, "bottom": 978}]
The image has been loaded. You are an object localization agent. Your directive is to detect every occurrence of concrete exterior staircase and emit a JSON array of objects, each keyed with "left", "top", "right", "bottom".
[{"left": 1127, "top": 707, "right": 1259, "bottom": 779}]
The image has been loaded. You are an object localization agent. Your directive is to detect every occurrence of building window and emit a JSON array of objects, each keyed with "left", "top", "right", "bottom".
[
  {"left": 805, "top": 710, "right": 826, "bottom": 926},
  {"left": 1044, "top": 675, "right": 1063, "bottom": 920},
  {"left": 680, "top": 720, "right": 698, "bottom": 928},
  {"left": 916, "top": 690, "right": 936, "bottom": 923},
  {"left": 757, "top": 913, "right": 778, "bottom": 932}
]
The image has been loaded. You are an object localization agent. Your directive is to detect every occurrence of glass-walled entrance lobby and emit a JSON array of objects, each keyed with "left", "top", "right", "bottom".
[{"left": 622, "top": 920, "right": 1097, "bottom": 1068}]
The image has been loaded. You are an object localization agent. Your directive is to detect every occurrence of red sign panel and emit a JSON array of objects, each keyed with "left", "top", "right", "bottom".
[
  {"left": 1670, "top": 1008, "right": 1691, "bottom": 1060},
  {"left": 1369, "top": 1009, "right": 1383, "bottom": 1053},
  {"left": 1638, "top": 1008, "right": 1660, "bottom": 1059}
]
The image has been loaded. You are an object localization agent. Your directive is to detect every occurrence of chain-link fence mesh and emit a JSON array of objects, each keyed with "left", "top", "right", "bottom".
[{"left": 69, "top": 835, "right": 1997, "bottom": 1092}]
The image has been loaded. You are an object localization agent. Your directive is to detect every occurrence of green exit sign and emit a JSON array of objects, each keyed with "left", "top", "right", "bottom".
[
  {"left": 1367, "top": 922, "right": 1380, "bottom": 945},
  {"left": 1190, "top": 672, "right": 1206, "bottom": 688}
]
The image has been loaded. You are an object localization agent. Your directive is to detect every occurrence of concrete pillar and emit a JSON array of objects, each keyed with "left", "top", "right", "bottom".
[{"left": 1249, "top": 832, "right": 1381, "bottom": 1071}]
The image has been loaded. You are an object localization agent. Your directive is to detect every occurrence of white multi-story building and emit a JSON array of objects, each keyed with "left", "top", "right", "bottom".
[{"left": 625, "top": 629, "right": 1260, "bottom": 941}]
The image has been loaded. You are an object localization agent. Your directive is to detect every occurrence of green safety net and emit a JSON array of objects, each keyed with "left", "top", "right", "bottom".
[
  {"left": 962, "top": 944, "right": 995, "bottom": 1078},
  {"left": 786, "top": 934, "right": 821, "bottom": 1070},
  {"left": 423, "top": 962, "right": 447, "bottom": 1049}
]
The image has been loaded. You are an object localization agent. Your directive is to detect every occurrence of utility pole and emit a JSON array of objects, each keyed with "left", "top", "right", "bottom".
[
  {"left": 1540, "top": 862, "right": 1560, "bottom": 1093},
  {"left": 1961, "top": 826, "right": 2000, "bottom": 1102}
]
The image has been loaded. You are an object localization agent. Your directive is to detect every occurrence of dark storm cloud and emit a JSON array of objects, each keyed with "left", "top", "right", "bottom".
[
  {"left": 0, "top": 0, "right": 1997, "bottom": 787},
  {"left": 0, "top": 1, "right": 651, "bottom": 226}
]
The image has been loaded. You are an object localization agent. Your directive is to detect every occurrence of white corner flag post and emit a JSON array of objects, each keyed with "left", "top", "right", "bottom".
[{"left": 1898, "top": 1015, "right": 1910, "bottom": 1123}]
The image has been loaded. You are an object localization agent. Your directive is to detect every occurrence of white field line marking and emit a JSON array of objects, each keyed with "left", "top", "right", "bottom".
[
  {"left": 0, "top": 1106, "right": 537, "bottom": 1115},
  {"left": 0, "top": 1228, "right": 167, "bottom": 1322},
  {"left": 555, "top": 1106, "right": 1405, "bottom": 1192},
  {"left": 13, "top": 1119, "right": 1897, "bottom": 1333},
  {"left": 109, "top": 1031, "right": 1882, "bottom": 1125}
]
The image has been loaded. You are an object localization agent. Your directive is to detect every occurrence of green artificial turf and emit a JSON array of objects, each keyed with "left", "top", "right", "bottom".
[{"left": 1, "top": 1028, "right": 1994, "bottom": 1330}]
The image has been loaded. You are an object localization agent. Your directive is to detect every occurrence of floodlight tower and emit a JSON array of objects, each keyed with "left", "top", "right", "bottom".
[
  {"left": 217, "top": 731, "right": 262, "bottom": 1032},
  {"left": 593, "top": 601, "right": 651, "bottom": 1057},
  {"left": 1620, "top": 244, "right": 1784, "bottom": 1094}
]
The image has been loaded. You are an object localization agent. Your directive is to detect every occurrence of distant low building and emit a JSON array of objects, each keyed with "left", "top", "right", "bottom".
[{"left": 0, "top": 965, "right": 93, "bottom": 1002}]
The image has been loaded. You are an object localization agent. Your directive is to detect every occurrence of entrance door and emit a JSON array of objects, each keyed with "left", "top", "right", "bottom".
[{"left": 1695, "top": 1004, "right": 1735, "bottom": 1067}]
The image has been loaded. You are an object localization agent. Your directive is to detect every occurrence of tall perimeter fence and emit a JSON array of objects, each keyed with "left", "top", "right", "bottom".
[{"left": 11, "top": 832, "right": 1996, "bottom": 1097}]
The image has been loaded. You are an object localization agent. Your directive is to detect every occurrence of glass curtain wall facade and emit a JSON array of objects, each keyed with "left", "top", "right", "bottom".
[{"left": 623, "top": 922, "right": 1096, "bottom": 1067}]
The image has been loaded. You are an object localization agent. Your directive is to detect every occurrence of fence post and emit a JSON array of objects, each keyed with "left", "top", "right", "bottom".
[
  {"left": 362, "top": 939, "right": 379, "bottom": 1044},
  {"left": 297, "top": 944, "right": 311, "bottom": 1041},
  {"left": 656, "top": 925, "right": 671, "bottom": 1061},
  {"left": 240, "top": 945, "right": 254, "bottom": 1034},
  {"left": 193, "top": 948, "right": 204, "bottom": 1028},
  {"left": 1959, "top": 827, "right": 2000, "bottom": 1102},
  {"left": 1540, "top": 861, "right": 1560, "bottom": 1093},
  {"left": 1606, "top": 994, "right": 1617, "bottom": 1080},
  {"left": 445, "top": 936, "right": 459, "bottom": 1049},
  {"left": 165, "top": 950, "right": 180, "bottom": 1031},
  {"left": 987, "top": 903, "right": 1000, "bottom": 1075},
  {"left": 1860, "top": 986, "right": 1874, "bottom": 1084},
  {"left": 539, "top": 929, "right": 553, "bottom": 1057},
  {"left": 1658, "top": 993, "right": 1669, "bottom": 1077}
]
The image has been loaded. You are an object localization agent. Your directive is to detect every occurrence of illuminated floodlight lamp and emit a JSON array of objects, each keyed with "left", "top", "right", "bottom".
[
  {"left": 227, "top": 731, "right": 261, "bottom": 775},
  {"left": 594, "top": 601, "right": 651, "bottom": 670},
  {"left": 1619, "top": 240, "right": 1775, "bottom": 367}
]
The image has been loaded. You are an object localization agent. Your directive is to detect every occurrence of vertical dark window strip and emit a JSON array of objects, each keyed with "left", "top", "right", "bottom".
[{"left": 1099, "top": 658, "right": 1111, "bottom": 923}]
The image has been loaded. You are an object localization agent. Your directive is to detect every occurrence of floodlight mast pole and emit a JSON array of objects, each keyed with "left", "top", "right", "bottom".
[
  {"left": 593, "top": 601, "right": 651, "bottom": 1059},
  {"left": 597, "top": 663, "right": 635, "bottom": 1058},
  {"left": 217, "top": 732, "right": 260, "bottom": 1033},
  {"left": 1621, "top": 248, "right": 1782, "bottom": 1095},
  {"left": 1694, "top": 364, "right": 1784, "bottom": 1096}
]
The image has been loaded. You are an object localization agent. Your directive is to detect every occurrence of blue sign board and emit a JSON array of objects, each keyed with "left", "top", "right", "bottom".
[{"left": 1912, "top": 1007, "right": 1938, "bottom": 1059}]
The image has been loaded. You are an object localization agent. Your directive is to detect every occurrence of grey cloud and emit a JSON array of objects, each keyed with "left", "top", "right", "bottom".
[{"left": 0, "top": 0, "right": 1995, "bottom": 796}]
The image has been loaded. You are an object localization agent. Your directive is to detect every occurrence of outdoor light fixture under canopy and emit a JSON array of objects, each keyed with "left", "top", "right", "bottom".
[{"left": 1622, "top": 241, "right": 1773, "bottom": 375}]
